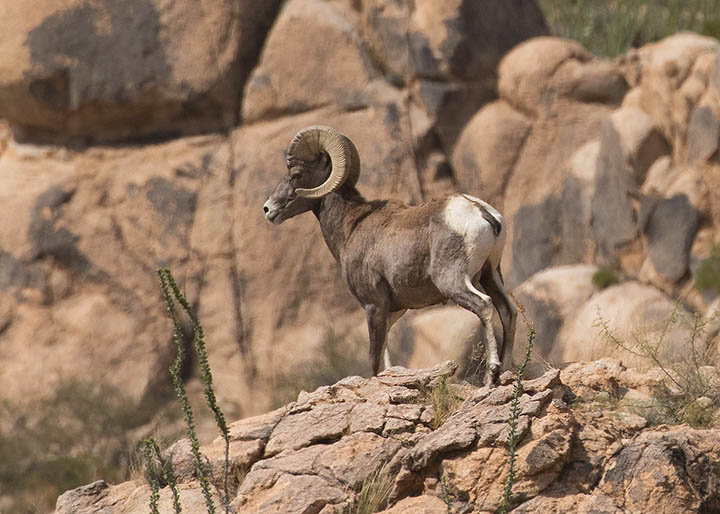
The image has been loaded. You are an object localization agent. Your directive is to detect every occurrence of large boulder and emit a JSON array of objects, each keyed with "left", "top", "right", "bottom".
[
  {"left": 0, "top": 0, "right": 282, "bottom": 143},
  {"left": 241, "top": 0, "right": 382, "bottom": 123},
  {"left": 451, "top": 101, "right": 532, "bottom": 207},
  {"left": 559, "top": 282, "right": 693, "bottom": 368},
  {"left": 511, "top": 265, "right": 599, "bottom": 366}
]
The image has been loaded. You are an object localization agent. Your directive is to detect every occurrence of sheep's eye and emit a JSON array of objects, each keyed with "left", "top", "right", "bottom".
[{"left": 290, "top": 173, "right": 302, "bottom": 184}]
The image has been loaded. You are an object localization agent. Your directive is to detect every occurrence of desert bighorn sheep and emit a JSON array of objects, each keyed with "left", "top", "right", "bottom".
[{"left": 263, "top": 125, "right": 517, "bottom": 385}]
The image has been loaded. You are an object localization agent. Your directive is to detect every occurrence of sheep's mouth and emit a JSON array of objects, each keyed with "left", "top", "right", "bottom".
[{"left": 265, "top": 210, "right": 283, "bottom": 224}]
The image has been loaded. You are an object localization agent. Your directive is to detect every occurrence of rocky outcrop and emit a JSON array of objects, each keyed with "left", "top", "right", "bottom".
[
  {"left": 55, "top": 362, "right": 720, "bottom": 513},
  {"left": 454, "top": 32, "right": 720, "bottom": 300}
]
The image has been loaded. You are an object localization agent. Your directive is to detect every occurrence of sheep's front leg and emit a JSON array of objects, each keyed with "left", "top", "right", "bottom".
[{"left": 366, "top": 303, "right": 390, "bottom": 375}]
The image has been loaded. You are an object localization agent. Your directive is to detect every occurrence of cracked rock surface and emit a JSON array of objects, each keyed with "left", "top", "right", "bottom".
[{"left": 55, "top": 361, "right": 720, "bottom": 514}]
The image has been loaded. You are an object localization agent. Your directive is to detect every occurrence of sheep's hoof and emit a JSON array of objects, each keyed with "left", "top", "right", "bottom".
[{"left": 484, "top": 365, "right": 500, "bottom": 387}]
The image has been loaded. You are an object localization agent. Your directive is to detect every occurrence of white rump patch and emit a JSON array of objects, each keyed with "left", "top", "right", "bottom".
[{"left": 443, "top": 195, "right": 504, "bottom": 274}]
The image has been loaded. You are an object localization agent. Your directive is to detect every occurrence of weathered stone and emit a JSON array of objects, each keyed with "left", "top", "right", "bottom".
[
  {"left": 265, "top": 403, "right": 352, "bottom": 456},
  {"left": 559, "top": 282, "right": 693, "bottom": 368},
  {"left": 54, "top": 363, "right": 720, "bottom": 514},
  {"left": 687, "top": 103, "right": 720, "bottom": 163},
  {"left": 403, "top": 306, "right": 480, "bottom": 373},
  {"left": 234, "top": 473, "right": 345, "bottom": 514},
  {"left": 378, "top": 495, "right": 449, "bottom": 513},
  {"left": 619, "top": 33, "right": 720, "bottom": 153},
  {"left": 645, "top": 193, "right": 701, "bottom": 282},
  {"left": 377, "top": 360, "right": 457, "bottom": 389},
  {"left": 609, "top": 106, "right": 670, "bottom": 183},
  {"left": 0, "top": 0, "right": 282, "bottom": 142},
  {"left": 551, "top": 58, "right": 628, "bottom": 105},
  {"left": 560, "top": 141, "right": 601, "bottom": 264},
  {"left": 592, "top": 115, "right": 638, "bottom": 263},
  {"left": 362, "top": 0, "right": 547, "bottom": 82},
  {"left": 599, "top": 429, "right": 720, "bottom": 513},
  {"left": 227, "top": 406, "right": 289, "bottom": 442},
  {"left": 511, "top": 265, "right": 599, "bottom": 365},
  {"left": 451, "top": 101, "right": 531, "bottom": 206},
  {"left": 498, "top": 37, "right": 591, "bottom": 116},
  {"left": 349, "top": 402, "right": 387, "bottom": 433},
  {"left": 242, "top": 0, "right": 380, "bottom": 123}
]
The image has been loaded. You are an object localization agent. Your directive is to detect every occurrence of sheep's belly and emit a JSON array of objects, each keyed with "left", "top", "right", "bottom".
[{"left": 388, "top": 280, "right": 445, "bottom": 310}]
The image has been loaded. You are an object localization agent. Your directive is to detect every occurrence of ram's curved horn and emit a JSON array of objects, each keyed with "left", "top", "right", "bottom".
[{"left": 287, "top": 125, "right": 360, "bottom": 198}]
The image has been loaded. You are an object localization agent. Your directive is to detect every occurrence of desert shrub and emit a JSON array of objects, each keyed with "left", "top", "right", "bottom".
[
  {"left": 596, "top": 305, "right": 720, "bottom": 427},
  {"left": 539, "top": 0, "right": 720, "bottom": 57}
]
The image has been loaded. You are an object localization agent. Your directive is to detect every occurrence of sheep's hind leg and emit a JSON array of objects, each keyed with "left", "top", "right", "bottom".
[
  {"left": 444, "top": 275, "right": 501, "bottom": 386},
  {"left": 478, "top": 264, "right": 517, "bottom": 370}
]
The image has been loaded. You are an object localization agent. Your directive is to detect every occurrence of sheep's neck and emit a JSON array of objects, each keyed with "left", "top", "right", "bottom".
[{"left": 313, "top": 186, "right": 370, "bottom": 262}]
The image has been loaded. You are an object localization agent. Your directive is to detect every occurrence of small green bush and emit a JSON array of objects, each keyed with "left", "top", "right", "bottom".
[
  {"left": 696, "top": 244, "right": 720, "bottom": 294},
  {"left": 592, "top": 267, "right": 619, "bottom": 290}
]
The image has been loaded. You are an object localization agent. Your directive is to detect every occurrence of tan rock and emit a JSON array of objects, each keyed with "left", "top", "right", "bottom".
[
  {"left": 559, "top": 282, "right": 693, "bottom": 368},
  {"left": 608, "top": 106, "right": 670, "bottom": 183},
  {"left": 402, "top": 306, "right": 481, "bottom": 372},
  {"left": 53, "top": 363, "right": 720, "bottom": 514},
  {"left": 0, "top": 0, "right": 282, "bottom": 142},
  {"left": 511, "top": 265, "right": 599, "bottom": 366},
  {"left": 0, "top": 134, "right": 235, "bottom": 409},
  {"left": 498, "top": 37, "right": 591, "bottom": 116},
  {"left": 620, "top": 33, "right": 720, "bottom": 158},
  {"left": 362, "top": 0, "right": 547, "bottom": 82},
  {"left": 550, "top": 58, "right": 628, "bottom": 105},
  {"left": 242, "top": 0, "right": 380, "bottom": 123},
  {"left": 361, "top": 0, "right": 546, "bottom": 150},
  {"left": 451, "top": 101, "right": 531, "bottom": 207},
  {"left": 378, "top": 495, "right": 448, "bottom": 514}
]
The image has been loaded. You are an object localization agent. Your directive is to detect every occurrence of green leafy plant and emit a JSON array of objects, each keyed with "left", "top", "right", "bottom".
[
  {"left": 499, "top": 310, "right": 536, "bottom": 514},
  {"left": 143, "top": 437, "right": 181, "bottom": 514},
  {"left": 157, "top": 267, "right": 232, "bottom": 513}
]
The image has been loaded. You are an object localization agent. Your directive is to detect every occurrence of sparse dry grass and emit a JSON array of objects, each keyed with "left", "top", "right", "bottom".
[{"left": 347, "top": 465, "right": 395, "bottom": 514}]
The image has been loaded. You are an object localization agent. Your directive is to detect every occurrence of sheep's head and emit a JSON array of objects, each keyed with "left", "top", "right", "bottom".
[{"left": 263, "top": 125, "right": 360, "bottom": 224}]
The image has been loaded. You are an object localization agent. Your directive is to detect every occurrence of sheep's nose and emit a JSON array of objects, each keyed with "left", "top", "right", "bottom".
[{"left": 263, "top": 205, "right": 269, "bottom": 213}]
